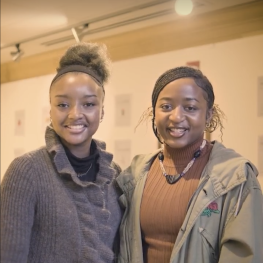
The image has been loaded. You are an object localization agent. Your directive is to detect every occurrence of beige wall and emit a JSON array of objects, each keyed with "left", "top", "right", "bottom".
[{"left": 1, "top": 34, "right": 263, "bottom": 187}]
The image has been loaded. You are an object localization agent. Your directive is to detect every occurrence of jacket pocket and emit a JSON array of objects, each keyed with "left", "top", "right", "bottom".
[{"left": 199, "top": 228, "right": 219, "bottom": 263}]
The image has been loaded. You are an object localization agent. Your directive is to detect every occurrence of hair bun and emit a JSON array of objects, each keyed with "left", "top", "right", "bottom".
[{"left": 57, "top": 42, "right": 111, "bottom": 85}]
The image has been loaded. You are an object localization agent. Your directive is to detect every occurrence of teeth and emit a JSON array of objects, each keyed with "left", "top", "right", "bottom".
[
  {"left": 67, "top": 125, "right": 84, "bottom": 129},
  {"left": 170, "top": 128, "right": 185, "bottom": 131}
]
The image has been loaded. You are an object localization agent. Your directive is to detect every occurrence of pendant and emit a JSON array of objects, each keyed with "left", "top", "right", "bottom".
[{"left": 166, "top": 174, "right": 182, "bottom": 184}]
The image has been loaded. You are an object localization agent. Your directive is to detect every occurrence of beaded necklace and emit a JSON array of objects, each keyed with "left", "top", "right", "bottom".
[{"left": 158, "top": 139, "right": 206, "bottom": 184}]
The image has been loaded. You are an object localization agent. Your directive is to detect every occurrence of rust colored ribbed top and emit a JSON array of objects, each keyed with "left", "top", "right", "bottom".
[{"left": 140, "top": 136, "right": 213, "bottom": 263}]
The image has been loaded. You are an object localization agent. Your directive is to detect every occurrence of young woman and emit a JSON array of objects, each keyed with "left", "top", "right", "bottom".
[
  {"left": 116, "top": 66, "right": 263, "bottom": 263},
  {"left": 1, "top": 42, "right": 122, "bottom": 263}
]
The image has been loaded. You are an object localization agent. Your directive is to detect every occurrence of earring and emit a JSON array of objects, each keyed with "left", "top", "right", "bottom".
[
  {"left": 152, "top": 118, "right": 163, "bottom": 144},
  {"left": 206, "top": 122, "right": 210, "bottom": 128},
  {"left": 48, "top": 117, "right": 54, "bottom": 129}
]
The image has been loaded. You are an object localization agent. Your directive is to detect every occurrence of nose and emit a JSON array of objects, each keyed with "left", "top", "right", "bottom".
[
  {"left": 68, "top": 104, "right": 83, "bottom": 119},
  {"left": 169, "top": 106, "right": 185, "bottom": 122}
]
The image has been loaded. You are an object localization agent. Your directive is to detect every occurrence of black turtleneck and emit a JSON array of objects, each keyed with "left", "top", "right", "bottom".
[{"left": 63, "top": 140, "right": 99, "bottom": 182}]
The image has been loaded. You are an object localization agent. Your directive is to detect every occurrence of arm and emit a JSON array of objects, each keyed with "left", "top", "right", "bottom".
[
  {"left": 1, "top": 157, "right": 36, "bottom": 263},
  {"left": 219, "top": 167, "right": 263, "bottom": 263}
]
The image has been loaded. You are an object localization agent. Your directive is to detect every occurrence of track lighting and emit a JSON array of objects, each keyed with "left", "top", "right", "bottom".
[
  {"left": 10, "top": 43, "right": 24, "bottom": 61},
  {"left": 71, "top": 23, "right": 89, "bottom": 43},
  {"left": 71, "top": 28, "right": 80, "bottom": 43}
]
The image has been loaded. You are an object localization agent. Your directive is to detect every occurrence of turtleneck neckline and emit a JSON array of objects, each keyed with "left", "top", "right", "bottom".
[
  {"left": 62, "top": 140, "right": 99, "bottom": 181},
  {"left": 162, "top": 136, "right": 206, "bottom": 167}
]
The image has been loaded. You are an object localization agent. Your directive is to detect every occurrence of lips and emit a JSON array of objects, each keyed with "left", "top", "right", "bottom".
[
  {"left": 66, "top": 124, "right": 86, "bottom": 130},
  {"left": 64, "top": 124, "right": 87, "bottom": 133},
  {"left": 168, "top": 127, "right": 188, "bottom": 138}
]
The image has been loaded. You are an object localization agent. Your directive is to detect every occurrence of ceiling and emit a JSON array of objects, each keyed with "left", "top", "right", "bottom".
[{"left": 1, "top": 0, "right": 259, "bottom": 64}]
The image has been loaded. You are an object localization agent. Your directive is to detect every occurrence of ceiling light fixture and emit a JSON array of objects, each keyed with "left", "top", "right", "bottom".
[
  {"left": 1, "top": 1, "right": 172, "bottom": 50},
  {"left": 71, "top": 28, "right": 80, "bottom": 43},
  {"left": 174, "top": 0, "right": 193, "bottom": 16},
  {"left": 71, "top": 23, "right": 89, "bottom": 43},
  {"left": 10, "top": 43, "right": 24, "bottom": 61}
]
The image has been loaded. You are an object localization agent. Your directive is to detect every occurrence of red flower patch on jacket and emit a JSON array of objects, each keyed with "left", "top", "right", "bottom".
[{"left": 201, "top": 201, "right": 220, "bottom": 217}]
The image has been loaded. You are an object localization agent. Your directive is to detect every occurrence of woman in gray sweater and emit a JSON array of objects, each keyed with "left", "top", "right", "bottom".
[{"left": 1, "top": 42, "right": 122, "bottom": 263}]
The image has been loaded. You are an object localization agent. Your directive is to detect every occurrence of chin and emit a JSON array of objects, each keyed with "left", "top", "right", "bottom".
[
  {"left": 164, "top": 137, "right": 190, "bottom": 149},
  {"left": 165, "top": 141, "right": 185, "bottom": 149}
]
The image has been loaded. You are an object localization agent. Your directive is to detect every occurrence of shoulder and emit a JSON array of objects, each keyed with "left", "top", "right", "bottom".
[
  {"left": 8, "top": 146, "right": 46, "bottom": 168},
  {"left": 116, "top": 151, "right": 159, "bottom": 190},
  {"left": 209, "top": 141, "right": 258, "bottom": 173},
  {"left": 2, "top": 147, "right": 47, "bottom": 184},
  {"left": 210, "top": 141, "right": 244, "bottom": 162},
  {"left": 207, "top": 141, "right": 259, "bottom": 192}
]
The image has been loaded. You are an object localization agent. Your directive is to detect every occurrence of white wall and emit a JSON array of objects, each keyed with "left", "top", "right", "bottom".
[{"left": 1, "top": 34, "right": 263, "bottom": 187}]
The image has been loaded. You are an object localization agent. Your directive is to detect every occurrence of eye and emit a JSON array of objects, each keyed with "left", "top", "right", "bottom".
[
  {"left": 84, "top": 102, "right": 95, "bottom": 107},
  {"left": 57, "top": 103, "right": 69, "bottom": 108},
  {"left": 161, "top": 104, "right": 172, "bottom": 111},
  {"left": 185, "top": 106, "right": 197, "bottom": 111}
]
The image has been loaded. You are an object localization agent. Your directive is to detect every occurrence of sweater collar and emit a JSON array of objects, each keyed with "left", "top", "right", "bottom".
[{"left": 45, "top": 126, "right": 115, "bottom": 187}]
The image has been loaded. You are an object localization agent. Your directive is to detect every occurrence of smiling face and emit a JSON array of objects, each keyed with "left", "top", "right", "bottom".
[
  {"left": 50, "top": 72, "right": 104, "bottom": 157},
  {"left": 154, "top": 77, "right": 212, "bottom": 149}
]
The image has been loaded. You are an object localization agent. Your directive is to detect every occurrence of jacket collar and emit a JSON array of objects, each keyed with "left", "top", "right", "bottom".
[
  {"left": 204, "top": 141, "right": 258, "bottom": 196},
  {"left": 117, "top": 141, "right": 258, "bottom": 195}
]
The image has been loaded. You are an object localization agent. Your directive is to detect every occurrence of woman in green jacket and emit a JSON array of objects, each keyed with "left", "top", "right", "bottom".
[{"left": 117, "top": 66, "right": 263, "bottom": 263}]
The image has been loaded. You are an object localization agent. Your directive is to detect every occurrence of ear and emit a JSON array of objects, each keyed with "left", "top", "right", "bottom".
[
  {"left": 101, "top": 106, "right": 104, "bottom": 120},
  {"left": 206, "top": 108, "right": 213, "bottom": 123}
]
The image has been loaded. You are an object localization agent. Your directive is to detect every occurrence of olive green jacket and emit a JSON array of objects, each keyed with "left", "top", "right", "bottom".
[{"left": 116, "top": 141, "right": 263, "bottom": 263}]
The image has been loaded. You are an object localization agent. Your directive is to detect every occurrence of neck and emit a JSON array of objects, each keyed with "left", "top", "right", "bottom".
[
  {"left": 60, "top": 139, "right": 91, "bottom": 158},
  {"left": 163, "top": 136, "right": 205, "bottom": 166}
]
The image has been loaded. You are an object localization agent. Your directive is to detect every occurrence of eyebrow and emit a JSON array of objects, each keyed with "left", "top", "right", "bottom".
[
  {"left": 159, "top": 97, "right": 200, "bottom": 102},
  {"left": 54, "top": 94, "right": 97, "bottom": 98}
]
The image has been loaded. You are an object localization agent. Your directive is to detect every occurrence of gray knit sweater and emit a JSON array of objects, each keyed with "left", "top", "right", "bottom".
[{"left": 1, "top": 126, "right": 122, "bottom": 263}]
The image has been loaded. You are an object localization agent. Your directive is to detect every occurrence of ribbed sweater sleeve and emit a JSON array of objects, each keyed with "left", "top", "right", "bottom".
[{"left": 1, "top": 156, "right": 37, "bottom": 263}]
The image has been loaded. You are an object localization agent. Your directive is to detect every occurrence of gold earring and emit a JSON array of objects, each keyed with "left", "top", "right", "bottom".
[{"left": 48, "top": 117, "right": 54, "bottom": 129}]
